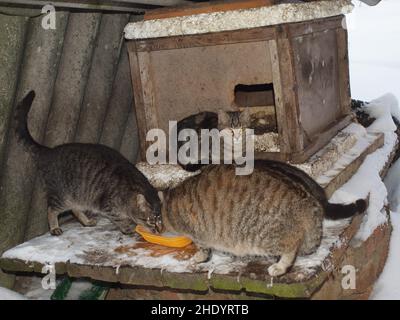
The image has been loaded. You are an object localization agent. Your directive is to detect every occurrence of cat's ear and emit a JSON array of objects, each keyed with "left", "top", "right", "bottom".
[
  {"left": 194, "top": 112, "right": 206, "bottom": 125},
  {"left": 158, "top": 191, "right": 164, "bottom": 203},
  {"left": 136, "top": 194, "right": 147, "bottom": 212}
]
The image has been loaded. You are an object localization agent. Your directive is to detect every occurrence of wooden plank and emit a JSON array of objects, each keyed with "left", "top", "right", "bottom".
[
  {"left": 27, "top": 12, "right": 102, "bottom": 241},
  {"left": 0, "top": 12, "right": 28, "bottom": 289},
  {"left": 324, "top": 133, "right": 385, "bottom": 198},
  {"left": 274, "top": 25, "right": 303, "bottom": 155},
  {"left": 254, "top": 151, "right": 285, "bottom": 162},
  {"left": 135, "top": 26, "right": 276, "bottom": 52},
  {"left": 144, "top": 0, "right": 275, "bottom": 21},
  {"left": 292, "top": 27, "right": 342, "bottom": 140},
  {"left": 287, "top": 15, "right": 343, "bottom": 38},
  {"left": 127, "top": 41, "right": 147, "bottom": 161},
  {"left": 336, "top": 25, "right": 352, "bottom": 116},
  {"left": 74, "top": 13, "right": 130, "bottom": 144},
  {"left": 291, "top": 114, "right": 354, "bottom": 164},
  {"left": 129, "top": 49, "right": 159, "bottom": 159},
  {"left": 137, "top": 51, "right": 159, "bottom": 132},
  {"left": 269, "top": 39, "right": 289, "bottom": 157},
  {"left": 0, "top": 210, "right": 366, "bottom": 299}
]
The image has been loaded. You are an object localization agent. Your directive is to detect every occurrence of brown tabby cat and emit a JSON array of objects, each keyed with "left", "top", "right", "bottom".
[
  {"left": 15, "top": 91, "right": 162, "bottom": 236},
  {"left": 159, "top": 161, "right": 367, "bottom": 277}
]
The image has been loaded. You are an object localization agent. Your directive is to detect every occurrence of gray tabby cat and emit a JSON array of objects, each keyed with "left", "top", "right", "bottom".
[
  {"left": 15, "top": 91, "right": 162, "bottom": 236},
  {"left": 217, "top": 109, "right": 252, "bottom": 140},
  {"left": 159, "top": 161, "right": 366, "bottom": 277},
  {"left": 217, "top": 109, "right": 253, "bottom": 162},
  {"left": 176, "top": 109, "right": 252, "bottom": 171}
]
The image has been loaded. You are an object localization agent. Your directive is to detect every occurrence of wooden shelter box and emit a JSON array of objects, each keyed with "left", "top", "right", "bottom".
[{"left": 126, "top": 2, "right": 353, "bottom": 163}]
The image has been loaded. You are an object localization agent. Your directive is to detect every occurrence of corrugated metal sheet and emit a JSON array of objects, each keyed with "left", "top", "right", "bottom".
[
  {"left": 0, "top": 8, "right": 142, "bottom": 286},
  {"left": 0, "top": 0, "right": 193, "bottom": 12}
]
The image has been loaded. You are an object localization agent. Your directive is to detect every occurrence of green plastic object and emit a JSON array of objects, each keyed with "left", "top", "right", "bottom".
[
  {"left": 78, "top": 283, "right": 109, "bottom": 300},
  {"left": 50, "top": 277, "right": 109, "bottom": 300},
  {"left": 50, "top": 277, "right": 72, "bottom": 300}
]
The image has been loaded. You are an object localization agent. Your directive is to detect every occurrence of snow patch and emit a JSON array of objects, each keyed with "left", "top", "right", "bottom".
[
  {"left": 330, "top": 93, "right": 399, "bottom": 241},
  {"left": 296, "top": 124, "right": 362, "bottom": 179},
  {"left": 364, "top": 94, "right": 399, "bottom": 132},
  {"left": 136, "top": 163, "right": 200, "bottom": 190},
  {"left": 0, "top": 287, "right": 27, "bottom": 300}
]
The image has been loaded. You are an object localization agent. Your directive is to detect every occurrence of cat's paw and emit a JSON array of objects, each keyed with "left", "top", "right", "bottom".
[
  {"left": 84, "top": 218, "right": 97, "bottom": 227},
  {"left": 192, "top": 248, "right": 211, "bottom": 264},
  {"left": 50, "top": 228, "right": 63, "bottom": 236},
  {"left": 267, "top": 263, "right": 287, "bottom": 277},
  {"left": 120, "top": 227, "right": 136, "bottom": 236}
]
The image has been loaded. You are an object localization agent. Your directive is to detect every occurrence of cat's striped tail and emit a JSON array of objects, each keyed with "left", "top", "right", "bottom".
[
  {"left": 324, "top": 198, "right": 368, "bottom": 220},
  {"left": 14, "top": 90, "right": 47, "bottom": 155}
]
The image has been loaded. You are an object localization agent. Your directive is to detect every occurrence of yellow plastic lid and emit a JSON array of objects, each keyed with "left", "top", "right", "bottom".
[{"left": 135, "top": 225, "right": 192, "bottom": 248}]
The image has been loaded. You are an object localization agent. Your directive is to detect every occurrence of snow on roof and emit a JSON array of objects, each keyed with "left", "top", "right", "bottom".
[{"left": 124, "top": 0, "right": 354, "bottom": 40}]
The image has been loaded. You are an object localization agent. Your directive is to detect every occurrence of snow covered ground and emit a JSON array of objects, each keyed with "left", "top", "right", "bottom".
[
  {"left": 347, "top": 0, "right": 400, "bottom": 300},
  {"left": 0, "top": 287, "right": 26, "bottom": 300},
  {"left": 370, "top": 154, "right": 400, "bottom": 300}
]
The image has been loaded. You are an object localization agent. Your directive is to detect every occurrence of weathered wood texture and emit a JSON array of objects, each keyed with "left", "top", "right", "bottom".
[
  {"left": 128, "top": 15, "right": 352, "bottom": 162},
  {"left": 0, "top": 8, "right": 140, "bottom": 287}
]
